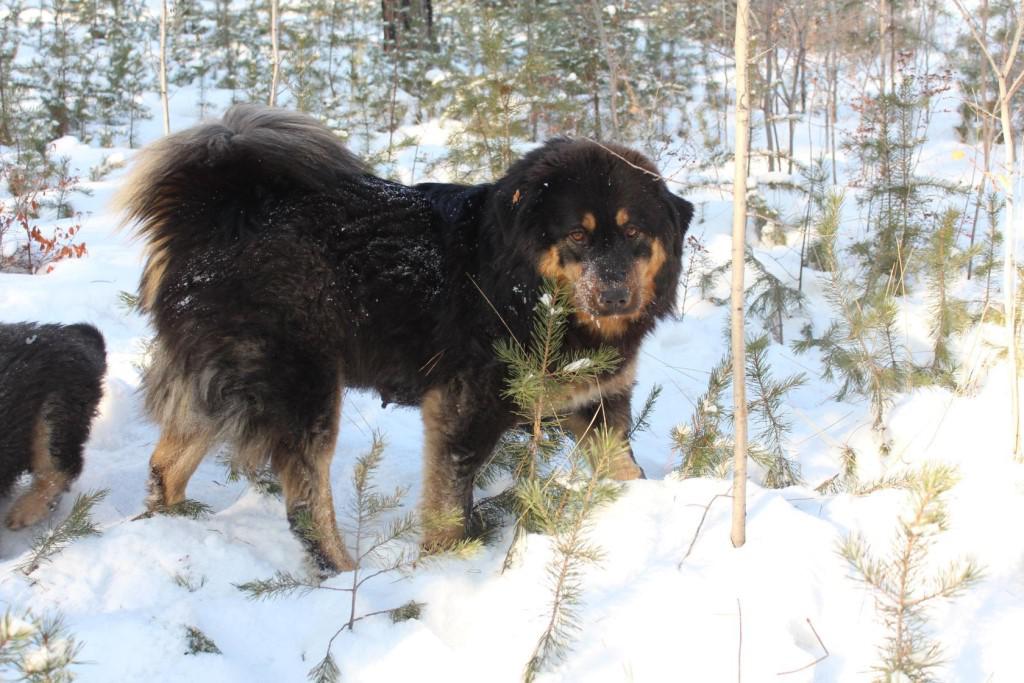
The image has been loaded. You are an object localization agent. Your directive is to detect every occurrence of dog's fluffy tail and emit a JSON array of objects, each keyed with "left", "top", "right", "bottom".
[{"left": 116, "top": 104, "right": 365, "bottom": 311}]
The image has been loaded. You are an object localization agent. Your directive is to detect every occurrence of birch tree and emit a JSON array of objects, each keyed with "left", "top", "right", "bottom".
[
  {"left": 269, "top": 0, "right": 280, "bottom": 106},
  {"left": 953, "top": 0, "right": 1024, "bottom": 458},
  {"left": 159, "top": 0, "right": 169, "bottom": 134},
  {"left": 731, "top": 0, "right": 752, "bottom": 548}
]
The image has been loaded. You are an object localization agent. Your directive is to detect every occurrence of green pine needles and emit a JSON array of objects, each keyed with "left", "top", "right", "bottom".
[
  {"left": 0, "top": 610, "right": 81, "bottom": 682},
  {"left": 18, "top": 489, "right": 108, "bottom": 576},
  {"left": 674, "top": 342, "right": 805, "bottom": 488},
  {"left": 745, "top": 335, "right": 806, "bottom": 488},
  {"left": 523, "top": 428, "right": 623, "bottom": 683},
  {"left": 923, "top": 209, "right": 975, "bottom": 383},
  {"left": 797, "top": 198, "right": 978, "bottom": 435},
  {"left": 674, "top": 353, "right": 733, "bottom": 479},
  {"left": 183, "top": 625, "right": 221, "bottom": 655},
  {"left": 487, "top": 281, "right": 625, "bottom": 681},
  {"left": 839, "top": 464, "right": 982, "bottom": 682},
  {"left": 490, "top": 281, "right": 620, "bottom": 560},
  {"left": 793, "top": 193, "right": 909, "bottom": 434}
]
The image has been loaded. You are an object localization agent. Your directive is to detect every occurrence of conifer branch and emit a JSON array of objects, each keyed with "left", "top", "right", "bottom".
[
  {"left": 0, "top": 610, "right": 81, "bottom": 680},
  {"left": 19, "top": 489, "right": 108, "bottom": 575}
]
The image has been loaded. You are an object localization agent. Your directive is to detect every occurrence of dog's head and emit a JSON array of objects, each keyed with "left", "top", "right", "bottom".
[{"left": 492, "top": 138, "right": 693, "bottom": 339}]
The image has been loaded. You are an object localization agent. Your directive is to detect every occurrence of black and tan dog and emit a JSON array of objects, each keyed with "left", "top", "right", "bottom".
[
  {"left": 118, "top": 105, "right": 692, "bottom": 572},
  {"left": 0, "top": 322, "right": 106, "bottom": 529}
]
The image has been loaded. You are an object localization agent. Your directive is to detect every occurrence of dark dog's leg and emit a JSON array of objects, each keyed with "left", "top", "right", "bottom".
[
  {"left": 146, "top": 428, "right": 214, "bottom": 510},
  {"left": 565, "top": 390, "right": 646, "bottom": 480},
  {"left": 6, "top": 409, "right": 70, "bottom": 529},
  {"left": 271, "top": 389, "right": 354, "bottom": 574},
  {"left": 420, "top": 387, "right": 506, "bottom": 551}
]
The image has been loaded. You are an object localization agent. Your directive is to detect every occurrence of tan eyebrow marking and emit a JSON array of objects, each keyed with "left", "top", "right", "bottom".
[
  {"left": 581, "top": 212, "right": 597, "bottom": 232},
  {"left": 616, "top": 208, "right": 630, "bottom": 226}
]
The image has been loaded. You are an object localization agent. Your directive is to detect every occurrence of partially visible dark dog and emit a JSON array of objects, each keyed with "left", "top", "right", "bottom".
[
  {"left": 0, "top": 322, "right": 106, "bottom": 529},
  {"left": 118, "top": 105, "right": 691, "bottom": 573}
]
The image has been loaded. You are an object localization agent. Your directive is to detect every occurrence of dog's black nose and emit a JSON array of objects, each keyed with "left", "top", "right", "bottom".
[{"left": 598, "top": 286, "right": 633, "bottom": 314}]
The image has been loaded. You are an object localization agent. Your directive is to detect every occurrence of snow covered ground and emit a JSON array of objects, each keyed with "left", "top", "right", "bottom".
[{"left": 2, "top": 86, "right": 1023, "bottom": 682}]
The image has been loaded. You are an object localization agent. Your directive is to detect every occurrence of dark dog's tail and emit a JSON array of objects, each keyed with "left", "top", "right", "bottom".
[{"left": 116, "top": 104, "right": 366, "bottom": 311}]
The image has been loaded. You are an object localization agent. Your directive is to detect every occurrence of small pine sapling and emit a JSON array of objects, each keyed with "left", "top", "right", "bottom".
[
  {"left": 803, "top": 190, "right": 844, "bottom": 273},
  {"left": 675, "top": 342, "right": 806, "bottom": 488},
  {"left": 19, "top": 489, "right": 108, "bottom": 576},
  {"left": 846, "top": 71, "right": 956, "bottom": 295},
  {"left": 674, "top": 353, "right": 734, "bottom": 478},
  {"left": 839, "top": 464, "right": 982, "bottom": 681},
  {"left": 814, "top": 446, "right": 914, "bottom": 496},
  {"left": 698, "top": 248, "right": 805, "bottom": 343},
  {"left": 490, "top": 281, "right": 620, "bottom": 566},
  {"left": 744, "top": 250, "right": 805, "bottom": 343},
  {"left": 744, "top": 334, "right": 806, "bottom": 488},
  {"left": 921, "top": 209, "right": 975, "bottom": 384},
  {"left": 797, "top": 158, "right": 831, "bottom": 290},
  {"left": 479, "top": 281, "right": 625, "bottom": 678},
  {"left": 972, "top": 192, "right": 1003, "bottom": 316},
  {"left": 0, "top": 610, "right": 81, "bottom": 681},
  {"left": 523, "top": 427, "right": 623, "bottom": 683},
  {"left": 815, "top": 445, "right": 859, "bottom": 495},
  {"left": 794, "top": 192, "right": 910, "bottom": 440}
]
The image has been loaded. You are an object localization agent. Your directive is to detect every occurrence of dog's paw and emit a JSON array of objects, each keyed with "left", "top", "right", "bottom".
[{"left": 5, "top": 496, "right": 53, "bottom": 530}]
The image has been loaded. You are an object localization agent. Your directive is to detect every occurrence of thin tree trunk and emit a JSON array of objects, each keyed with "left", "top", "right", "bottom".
[
  {"left": 269, "top": 0, "right": 280, "bottom": 106},
  {"left": 968, "top": 0, "right": 992, "bottom": 281},
  {"left": 878, "top": 0, "right": 888, "bottom": 98},
  {"left": 590, "top": 0, "right": 620, "bottom": 140},
  {"left": 762, "top": 14, "right": 775, "bottom": 173},
  {"left": 998, "top": 84, "right": 1020, "bottom": 456},
  {"left": 159, "top": 0, "right": 170, "bottom": 135},
  {"left": 828, "top": 3, "right": 838, "bottom": 185},
  {"left": 731, "top": 0, "right": 751, "bottom": 549},
  {"left": 953, "top": 0, "right": 1023, "bottom": 456}
]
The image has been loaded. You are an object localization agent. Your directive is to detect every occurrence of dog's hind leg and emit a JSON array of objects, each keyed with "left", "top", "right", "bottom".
[
  {"left": 271, "top": 389, "right": 354, "bottom": 575},
  {"left": 7, "top": 406, "right": 71, "bottom": 529},
  {"left": 565, "top": 391, "right": 646, "bottom": 480},
  {"left": 146, "top": 428, "right": 214, "bottom": 511}
]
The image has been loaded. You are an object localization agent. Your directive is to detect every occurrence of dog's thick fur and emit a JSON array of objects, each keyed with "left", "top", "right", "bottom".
[
  {"left": 0, "top": 322, "right": 106, "bottom": 529},
  {"left": 119, "top": 105, "right": 692, "bottom": 572}
]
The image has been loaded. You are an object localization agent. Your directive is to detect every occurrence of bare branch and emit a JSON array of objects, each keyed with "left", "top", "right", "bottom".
[
  {"left": 678, "top": 491, "right": 732, "bottom": 568},
  {"left": 776, "top": 618, "right": 830, "bottom": 675}
]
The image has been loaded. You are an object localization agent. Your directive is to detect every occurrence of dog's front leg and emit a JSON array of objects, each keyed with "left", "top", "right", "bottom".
[
  {"left": 565, "top": 389, "right": 646, "bottom": 480},
  {"left": 419, "top": 385, "right": 508, "bottom": 552}
]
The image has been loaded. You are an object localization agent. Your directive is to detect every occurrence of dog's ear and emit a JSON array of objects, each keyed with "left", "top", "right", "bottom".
[{"left": 667, "top": 192, "right": 694, "bottom": 239}]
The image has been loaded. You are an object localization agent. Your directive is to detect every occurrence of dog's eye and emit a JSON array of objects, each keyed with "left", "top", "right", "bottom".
[
  {"left": 569, "top": 229, "right": 587, "bottom": 243},
  {"left": 624, "top": 226, "right": 640, "bottom": 239}
]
